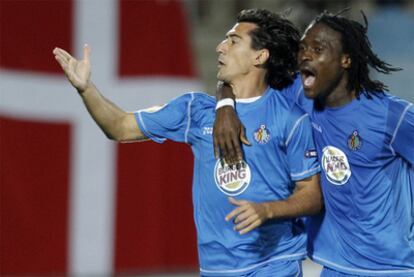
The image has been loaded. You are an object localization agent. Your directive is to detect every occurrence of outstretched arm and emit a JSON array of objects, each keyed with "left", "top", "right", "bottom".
[
  {"left": 226, "top": 174, "right": 322, "bottom": 234},
  {"left": 213, "top": 81, "right": 250, "bottom": 165},
  {"left": 53, "top": 45, "right": 145, "bottom": 142}
]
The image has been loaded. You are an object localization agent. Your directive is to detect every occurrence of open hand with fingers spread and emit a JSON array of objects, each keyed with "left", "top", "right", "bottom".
[
  {"left": 225, "top": 197, "right": 270, "bottom": 235},
  {"left": 53, "top": 45, "right": 91, "bottom": 93}
]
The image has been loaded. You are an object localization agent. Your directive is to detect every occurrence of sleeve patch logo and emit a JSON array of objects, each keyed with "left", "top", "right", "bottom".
[
  {"left": 214, "top": 160, "right": 251, "bottom": 196},
  {"left": 305, "top": 149, "right": 318, "bottom": 158}
]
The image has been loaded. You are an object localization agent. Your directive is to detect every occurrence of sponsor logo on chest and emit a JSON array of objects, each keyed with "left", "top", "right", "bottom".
[
  {"left": 322, "top": 146, "right": 352, "bottom": 185},
  {"left": 214, "top": 160, "right": 251, "bottom": 196}
]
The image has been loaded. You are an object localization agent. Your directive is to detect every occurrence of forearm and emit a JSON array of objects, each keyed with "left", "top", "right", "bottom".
[
  {"left": 54, "top": 45, "right": 144, "bottom": 141},
  {"left": 264, "top": 175, "right": 323, "bottom": 220},
  {"left": 216, "top": 81, "right": 235, "bottom": 101},
  {"left": 80, "top": 83, "right": 140, "bottom": 141},
  {"left": 265, "top": 193, "right": 322, "bottom": 220}
]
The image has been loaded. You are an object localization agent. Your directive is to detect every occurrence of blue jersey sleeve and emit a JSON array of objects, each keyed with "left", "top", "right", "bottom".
[
  {"left": 134, "top": 93, "right": 194, "bottom": 144},
  {"left": 390, "top": 103, "right": 414, "bottom": 165},
  {"left": 281, "top": 74, "right": 314, "bottom": 114},
  {"left": 284, "top": 107, "right": 320, "bottom": 181},
  {"left": 281, "top": 74, "right": 303, "bottom": 107}
]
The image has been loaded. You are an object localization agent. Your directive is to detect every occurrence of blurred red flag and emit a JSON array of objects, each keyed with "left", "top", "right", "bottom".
[{"left": 0, "top": 0, "right": 198, "bottom": 275}]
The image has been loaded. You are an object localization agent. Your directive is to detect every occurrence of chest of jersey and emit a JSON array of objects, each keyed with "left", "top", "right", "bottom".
[{"left": 310, "top": 105, "right": 398, "bottom": 221}]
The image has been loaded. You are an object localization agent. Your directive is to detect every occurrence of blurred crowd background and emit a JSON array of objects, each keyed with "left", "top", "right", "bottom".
[{"left": 186, "top": 0, "right": 414, "bottom": 100}]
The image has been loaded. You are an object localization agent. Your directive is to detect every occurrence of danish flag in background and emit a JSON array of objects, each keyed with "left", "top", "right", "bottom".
[{"left": 0, "top": 0, "right": 200, "bottom": 275}]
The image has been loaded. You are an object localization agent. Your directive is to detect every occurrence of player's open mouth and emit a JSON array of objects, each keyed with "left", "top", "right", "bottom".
[{"left": 300, "top": 66, "right": 316, "bottom": 89}]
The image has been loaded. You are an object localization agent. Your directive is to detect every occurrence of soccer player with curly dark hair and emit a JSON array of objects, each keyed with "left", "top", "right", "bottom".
[
  {"left": 214, "top": 10, "right": 414, "bottom": 276},
  {"left": 236, "top": 9, "right": 300, "bottom": 90}
]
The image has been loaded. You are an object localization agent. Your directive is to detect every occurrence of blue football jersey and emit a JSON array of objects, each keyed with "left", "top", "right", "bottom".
[
  {"left": 135, "top": 87, "right": 320, "bottom": 276},
  {"left": 289, "top": 77, "right": 414, "bottom": 276}
]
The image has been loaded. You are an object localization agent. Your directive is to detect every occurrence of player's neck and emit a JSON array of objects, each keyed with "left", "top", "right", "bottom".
[
  {"left": 324, "top": 77, "right": 356, "bottom": 108},
  {"left": 231, "top": 74, "right": 267, "bottom": 99}
]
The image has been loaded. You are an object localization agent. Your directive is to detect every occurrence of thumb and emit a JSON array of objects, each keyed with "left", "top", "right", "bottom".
[{"left": 240, "top": 126, "right": 251, "bottom": 146}]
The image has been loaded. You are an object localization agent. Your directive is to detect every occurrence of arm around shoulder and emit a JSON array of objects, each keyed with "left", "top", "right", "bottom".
[{"left": 213, "top": 81, "right": 250, "bottom": 164}]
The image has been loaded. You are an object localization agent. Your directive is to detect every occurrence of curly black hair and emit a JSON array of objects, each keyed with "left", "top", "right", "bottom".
[
  {"left": 237, "top": 9, "right": 300, "bottom": 90},
  {"left": 314, "top": 10, "right": 401, "bottom": 97}
]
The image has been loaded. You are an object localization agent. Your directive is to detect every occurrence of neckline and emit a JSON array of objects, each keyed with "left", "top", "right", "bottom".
[
  {"left": 236, "top": 86, "right": 272, "bottom": 106},
  {"left": 236, "top": 95, "right": 262, "bottom": 103},
  {"left": 318, "top": 95, "right": 363, "bottom": 114}
]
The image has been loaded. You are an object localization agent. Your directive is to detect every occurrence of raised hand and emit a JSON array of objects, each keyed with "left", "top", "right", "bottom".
[
  {"left": 53, "top": 45, "right": 91, "bottom": 93},
  {"left": 225, "top": 197, "right": 270, "bottom": 235}
]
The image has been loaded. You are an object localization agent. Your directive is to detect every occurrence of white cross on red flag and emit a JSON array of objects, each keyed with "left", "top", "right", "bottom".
[{"left": 0, "top": 0, "right": 200, "bottom": 275}]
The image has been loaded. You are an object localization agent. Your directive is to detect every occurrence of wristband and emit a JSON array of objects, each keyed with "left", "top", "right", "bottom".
[{"left": 215, "top": 98, "right": 235, "bottom": 110}]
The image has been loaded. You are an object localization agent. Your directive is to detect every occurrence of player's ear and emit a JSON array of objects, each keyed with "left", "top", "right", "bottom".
[
  {"left": 254, "top": 49, "right": 269, "bottom": 66},
  {"left": 342, "top": 54, "right": 351, "bottom": 69}
]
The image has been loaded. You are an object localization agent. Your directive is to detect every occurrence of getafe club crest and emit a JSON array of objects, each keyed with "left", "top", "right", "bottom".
[
  {"left": 348, "top": 130, "right": 362, "bottom": 151},
  {"left": 254, "top": 124, "right": 271, "bottom": 144},
  {"left": 322, "top": 146, "right": 352, "bottom": 185},
  {"left": 214, "top": 160, "right": 251, "bottom": 196}
]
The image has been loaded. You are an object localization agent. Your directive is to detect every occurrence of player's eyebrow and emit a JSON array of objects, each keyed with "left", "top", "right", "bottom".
[{"left": 226, "top": 33, "right": 243, "bottom": 40}]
